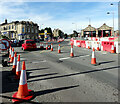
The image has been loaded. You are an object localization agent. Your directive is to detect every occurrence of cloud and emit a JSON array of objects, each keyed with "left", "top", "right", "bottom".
[{"left": 0, "top": 2, "right": 118, "bottom": 34}]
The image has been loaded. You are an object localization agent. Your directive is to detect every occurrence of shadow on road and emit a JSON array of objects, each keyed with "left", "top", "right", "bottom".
[
  {"left": 26, "top": 67, "right": 49, "bottom": 71},
  {"left": 0, "top": 94, "right": 40, "bottom": 104},
  {"left": 1, "top": 71, "right": 19, "bottom": 94},
  {"left": 99, "top": 60, "right": 115, "bottom": 65},
  {"left": 28, "top": 66, "right": 119, "bottom": 83},
  {"left": 28, "top": 73, "right": 58, "bottom": 79},
  {"left": 35, "top": 85, "right": 79, "bottom": 96},
  {"left": 0, "top": 85, "right": 79, "bottom": 103}
]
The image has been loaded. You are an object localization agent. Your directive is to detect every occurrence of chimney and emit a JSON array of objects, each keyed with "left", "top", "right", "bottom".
[{"left": 5, "top": 19, "right": 7, "bottom": 24}]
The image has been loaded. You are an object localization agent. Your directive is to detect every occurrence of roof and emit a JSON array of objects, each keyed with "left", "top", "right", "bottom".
[
  {"left": 82, "top": 25, "right": 96, "bottom": 31},
  {"left": 0, "top": 20, "right": 38, "bottom": 26},
  {"left": 97, "top": 23, "right": 112, "bottom": 30}
]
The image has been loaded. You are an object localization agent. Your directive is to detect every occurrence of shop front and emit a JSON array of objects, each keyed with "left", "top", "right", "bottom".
[{"left": 98, "top": 23, "right": 113, "bottom": 37}]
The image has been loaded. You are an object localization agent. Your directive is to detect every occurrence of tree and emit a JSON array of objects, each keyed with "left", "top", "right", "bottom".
[
  {"left": 58, "top": 30, "right": 64, "bottom": 38},
  {"left": 73, "top": 30, "right": 78, "bottom": 37},
  {"left": 64, "top": 33, "right": 68, "bottom": 39}
]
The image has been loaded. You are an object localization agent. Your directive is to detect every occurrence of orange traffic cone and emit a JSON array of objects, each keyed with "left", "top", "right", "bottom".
[
  {"left": 46, "top": 43, "right": 48, "bottom": 50},
  {"left": 12, "top": 52, "right": 17, "bottom": 74},
  {"left": 15, "top": 55, "right": 21, "bottom": 79},
  {"left": 58, "top": 44, "right": 61, "bottom": 53},
  {"left": 70, "top": 44, "right": 74, "bottom": 57},
  {"left": 12, "top": 61, "right": 34, "bottom": 103},
  {"left": 91, "top": 48, "right": 97, "bottom": 65},
  {"left": 9, "top": 48, "right": 14, "bottom": 63},
  {"left": 88, "top": 42, "right": 90, "bottom": 49},
  {"left": 96, "top": 42, "right": 100, "bottom": 51},
  {"left": 9, "top": 46, "right": 12, "bottom": 59},
  {"left": 111, "top": 45, "right": 115, "bottom": 53},
  {"left": 51, "top": 43, "right": 53, "bottom": 51}
]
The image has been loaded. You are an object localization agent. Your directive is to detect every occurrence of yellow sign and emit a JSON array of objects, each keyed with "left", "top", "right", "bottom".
[{"left": 39, "top": 33, "right": 51, "bottom": 35}]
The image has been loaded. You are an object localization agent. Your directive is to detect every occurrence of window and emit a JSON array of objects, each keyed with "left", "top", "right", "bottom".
[
  {"left": 12, "top": 25, "right": 14, "bottom": 29},
  {"left": 32, "top": 28, "right": 34, "bottom": 33},
  {"left": 9, "top": 25, "right": 11, "bottom": 29},
  {"left": 15, "top": 25, "right": 16, "bottom": 30},
  {"left": 28, "top": 27, "right": 30, "bottom": 33},
  {"left": 26, "top": 26, "right": 27, "bottom": 32},
  {"left": 22, "top": 27, "right": 24, "bottom": 33},
  {"left": 36, "top": 29, "right": 38, "bottom": 33}
]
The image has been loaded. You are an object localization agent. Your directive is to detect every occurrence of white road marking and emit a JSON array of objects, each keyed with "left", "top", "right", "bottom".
[
  {"left": 21, "top": 58, "right": 27, "bottom": 60},
  {"left": 101, "top": 52, "right": 107, "bottom": 54},
  {"left": 79, "top": 55, "right": 90, "bottom": 57},
  {"left": 59, "top": 55, "right": 90, "bottom": 60},
  {"left": 59, "top": 57, "right": 71, "bottom": 60}
]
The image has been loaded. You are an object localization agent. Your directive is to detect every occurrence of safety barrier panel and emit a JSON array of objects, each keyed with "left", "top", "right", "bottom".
[
  {"left": 70, "top": 38, "right": 119, "bottom": 53},
  {"left": 101, "top": 41, "right": 116, "bottom": 53},
  {"left": 76, "top": 40, "right": 81, "bottom": 47},
  {"left": 80, "top": 40, "right": 86, "bottom": 48},
  {"left": 70, "top": 38, "right": 74, "bottom": 45},
  {"left": 91, "top": 41, "right": 101, "bottom": 50}
]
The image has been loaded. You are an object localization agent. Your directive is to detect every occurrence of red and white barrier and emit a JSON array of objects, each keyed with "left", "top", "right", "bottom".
[{"left": 70, "top": 37, "right": 119, "bottom": 54}]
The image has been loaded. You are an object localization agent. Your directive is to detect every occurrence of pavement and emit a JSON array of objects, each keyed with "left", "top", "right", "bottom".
[{"left": 0, "top": 40, "right": 119, "bottom": 103}]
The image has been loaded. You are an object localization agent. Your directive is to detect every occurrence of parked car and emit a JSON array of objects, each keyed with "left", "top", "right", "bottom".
[
  {"left": 22, "top": 39, "right": 37, "bottom": 51},
  {"left": 10, "top": 39, "right": 21, "bottom": 47}
]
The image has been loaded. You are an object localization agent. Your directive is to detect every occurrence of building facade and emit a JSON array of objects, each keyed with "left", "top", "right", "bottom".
[
  {"left": 53, "top": 28, "right": 64, "bottom": 38},
  {"left": 0, "top": 19, "right": 39, "bottom": 40},
  {"left": 81, "top": 23, "right": 113, "bottom": 37}
]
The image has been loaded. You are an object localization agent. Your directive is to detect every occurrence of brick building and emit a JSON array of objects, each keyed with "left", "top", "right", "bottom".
[{"left": 0, "top": 19, "right": 39, "bottom": 40}]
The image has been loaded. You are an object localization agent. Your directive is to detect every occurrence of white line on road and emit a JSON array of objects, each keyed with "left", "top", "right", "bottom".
[
  {"left": 59, "top": 55, "right": 90, "bottom": 60},
  {"left": 80, "top": 55, "right": 90, "bottom": 57},
  {"left": 59, "top": 57, "right": 71, "bottom": 60}
]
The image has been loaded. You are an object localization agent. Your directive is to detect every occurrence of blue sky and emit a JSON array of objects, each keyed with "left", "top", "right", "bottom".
[{"left": 0, "top": 1, "right": 118, "bottom": 34}]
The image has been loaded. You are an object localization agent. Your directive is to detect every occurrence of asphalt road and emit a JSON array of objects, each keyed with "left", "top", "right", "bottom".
[{"left": 1, "top": 40, "right": 119, "bottom": 103}]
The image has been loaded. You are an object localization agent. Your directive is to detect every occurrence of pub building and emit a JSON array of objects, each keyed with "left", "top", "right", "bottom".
[{"left": 81, "top": 23, "right": 113, "bottom": 37}]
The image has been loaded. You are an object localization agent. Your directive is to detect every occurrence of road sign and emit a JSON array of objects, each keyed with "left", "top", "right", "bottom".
[
  {"left": 0, "top": 39, "right": 10, "bottom": 51},
  {"left": 44, "top": 30, "right": 47, "bottom": 34}
]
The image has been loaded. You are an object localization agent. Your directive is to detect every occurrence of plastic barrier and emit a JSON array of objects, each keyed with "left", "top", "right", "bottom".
[
  {"left": 76, "top": 40, "right": 81, "bottom": 47},
  {"left": 70, "top": 38, "right": 74, "bottom": 45},
  {"left": 101, "top": 41, "right": 116, "bottom": 53},
  {"left": 70, "top": 38, "right": 118, "bottom": 54},
  {"left": 85, "top": 41, "right": 92, "bottom": 49},
  {"left": 91, "top": 41, "right": 101, "bottom": 50},
  {"left": 80, "top": 40, "right": 86, "bottom": 48}
]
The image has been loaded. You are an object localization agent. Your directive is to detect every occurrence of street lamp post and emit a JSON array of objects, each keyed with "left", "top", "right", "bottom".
[
  {"left": 107, "top": 12, "right": 114, "bottom": 36},
  {"left": 86, "top": 17, "right": 91, "bottom": 25}
]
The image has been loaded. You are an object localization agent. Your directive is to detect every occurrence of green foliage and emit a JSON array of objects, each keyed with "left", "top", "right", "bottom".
[{"left": 0, "top": 35, "right": 9, "bottom": 39}]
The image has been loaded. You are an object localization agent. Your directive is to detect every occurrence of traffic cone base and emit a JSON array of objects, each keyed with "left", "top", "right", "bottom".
[
  {"left": 70, "top": 53, "right": 74, "bottom": 57},
  {"left": 88, "top": 46, "right": 90, "bottom": 49},
  {"left": 70, "top": 45, "right": 74, "bottom": 57},
  {"left": 12, "top": 61, "right": 34, "bottom": 103},
  {"left": 91, "top": 58, "right": 96, "bottom": 64},
  {"left": 12, "top": 89, "right": 33, "bottom": 102},
  {"left": 111, "top": 50, "right": 115, "bottom": 53},
  {"left": 51, "top": 48, "right": 53, "bottom": 51},
  {"left": 51, "top": 43, "right": 53, "bottom": 51},
  {"left": 97, "top": 47, "right": 100, "bottom": 51},
  {"left": 58, "top": 50, "right": 61, "bottom": 53},
  {"left": 111, "top": 45, "right": 115, "bottom": 53},
  {"left": 58, "top": 44, "right": 61, "bottom": 53}
]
